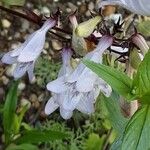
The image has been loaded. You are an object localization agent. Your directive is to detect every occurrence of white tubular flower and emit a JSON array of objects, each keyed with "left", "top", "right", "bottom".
[
  {"left": 45, "top": 48, "right": 74, "bottom": 119},
  {"left": 68, "top": 35, "right": 113, "bottom": 93},
  {"left": 1, "top": 18, "right": 56, "bottom": 82},
  {"left": 131, "top": 33, "right": 149, "bottom": 55},
  {"left": 62, "top": 36, "right": 113, "bottom": 116},
  {"left": 98, "top": 0, "right": 150, "bottom": 16},
  {"left": 46, "top": 48, "right": 73, "bottom": 94},
  {"left": 45, "top": 36, "right": 113, "bottom": 119}
]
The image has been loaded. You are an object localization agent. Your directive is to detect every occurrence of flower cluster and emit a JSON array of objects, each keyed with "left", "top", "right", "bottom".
[
  {"left": 1, "top": 5, "right": 149, "bottom": 120},
  {"left": 45, "top": 35, "right": 113, "bottom": 119}
]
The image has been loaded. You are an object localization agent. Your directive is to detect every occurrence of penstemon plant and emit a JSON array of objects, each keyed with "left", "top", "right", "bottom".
[{"left": 0, "top": 0, "right": 150, "bottom": 149}]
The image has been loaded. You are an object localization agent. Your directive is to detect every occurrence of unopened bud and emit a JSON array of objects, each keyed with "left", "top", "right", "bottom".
[
  {"left": 131, "top": 33, "right": 149, "bottom": 56},
  {"left": 69, "top": 15, "right": 87, "bottom": 56},
  {"left": 75, "top": 16, "right": 101, "bottom": 37}
]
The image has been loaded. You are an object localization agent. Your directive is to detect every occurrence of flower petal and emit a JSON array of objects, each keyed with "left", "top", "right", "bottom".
[
  {"left": 46, "top": 76, "right": 69, "bottom": 93},
  {"left": 10, "top": 47, "right": 24, "bottom": 57},
  {"left": 95, "top": 35, "right": 113, "bottom": 54},
  {"left": 45, "top": 96, "right": 59, "bottom": 115},
  {"left": 76, "top": 73, "right": 97, "bottom": 92},
  {"left": 40, "top": 19, "right": 57, "bottom": 32},
  {"left": 62, "top": 91, "right": 83, "bottom": 111},
  {"left": 10, "top": 32, "right": 39, "bottom": 58},
  {"left": 76, "top": 99, "right": 94, "bottom": 114},
  {"left": 60, "top": 107, "right": 73, "bottom": 120},
  {"left": 1, "top": 52, "right": 17, "bottom": 64},
  {"left": 27, "top": 62, "right": 35, "bottom": 82},
  {"left": 17, "top": 31, "right": 46, "bottom": 62},
  {"left": 99, "top": 83, "right": 112, "bottom": 97},
  {"left": 58, "top": 65, "right": 73, "bottom": 77},
  {"left": 93, "top": 84, "right": 101, "bottom": 100},
  {"left": 17, "top": 19, "right": 56, "bottom": 63},
  {"left": 67, "top": 63, "right": 85, "bottom": 82},
  {"left": 76, "top": 92, "right": 95, "bottom": 114},
  {"left": 13, "top": 62, "right": 30, "bottom": 79}
]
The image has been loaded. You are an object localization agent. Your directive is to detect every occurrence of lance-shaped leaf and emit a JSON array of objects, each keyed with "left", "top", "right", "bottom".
[
  {"left": 101, "top": 92, "right": 128, "bottom": 134},
  {"left": 83, "top": 60, "right": 135, "bottom": 100},
  {"left": 133, "top": 50, "right": 150, "bottom": 103},
  {"left": 121, "top": 105, "right": 150, "bottom": 150},
  {"left": 6, "top": 144, "right": 38, "bottom": 150},
  {"left": 3, "top": 81, "right": 19, "bottom": 144},
  {"left": 3, "top": 0, "right": 25, "bottom": 6},
  {"left": 15, "top": 130, "right": 68, "bottom": 144},
  {"left": 75, "top": 16, "right": 101, "bottom": 37}
]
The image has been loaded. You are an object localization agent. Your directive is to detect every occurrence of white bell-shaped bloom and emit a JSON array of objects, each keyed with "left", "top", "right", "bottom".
[
  {"left": 45, "top": 48, "right": 74, "bottom": 119},
  {"left": 1, "top": 18, "right": 56, "bottom": 82},
  {"left": 45, "top": 36, "right": 113, "bottom": 119},
  {"left": 98, "top": 0, "right": 150, "bottom": 16},
  {"left": 67, "top": 35, "right": 113, "bottom": 93}
]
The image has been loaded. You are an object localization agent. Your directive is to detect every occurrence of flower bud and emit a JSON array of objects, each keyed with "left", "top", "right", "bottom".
[
  {"left": 69, "top": 15, "right": 87, "bottom": 56},
  {"left": 131, "top": 33, "right": 149, "bottom": 55},
  {"left": 75, "top": 16, "right": 101, "bottom": 37}
]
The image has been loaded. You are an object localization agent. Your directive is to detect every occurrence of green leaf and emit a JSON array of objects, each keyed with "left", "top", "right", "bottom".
[
  {"left": 111, "top": 135, "right": 123, "bottom": 150},
  {"left": 6, "top": 143, "right": 38, "bottom": 150},
  {"left": 3, "top": 81, "right": 19, "bottom": 144},
  {"left": 133, "top": 50, "right": 150, "bottom": 103},
  {"left": 121, "top": 105, "right": 150, "bottom": 150},
  {"left": 11, "top": 105, "right": 30, "bottom": 134},
  {"left": 100, "top": 92, "right": 128, "bottom": 150},
  {"left": 15, "top": 130, "right": 68, "bottom": 144},
  {"left": 3, "top": 0, "right": 25, "bottom": 6},
  {"left": 17, "top": 105, "right": 28, "bottom": 132},
  {"left": 21, "top": 122, "right": 33, "bottom": 131},
  {"left": 11, "top": 114, "right": 20, "bottom": 134},
  {"left": 83, "top": 60, "right": 134, "bottom": 100},
  {"left": 101, "top": 92, "right": 128, "bottom": 134},
  {"left": 84, "top": 133, "right": 104, "bottom": 150}
]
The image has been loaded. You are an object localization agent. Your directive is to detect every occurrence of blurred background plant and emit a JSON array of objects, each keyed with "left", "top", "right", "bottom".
[{"left": 35, "top": 56, "right": 61, "bottom": 88}]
